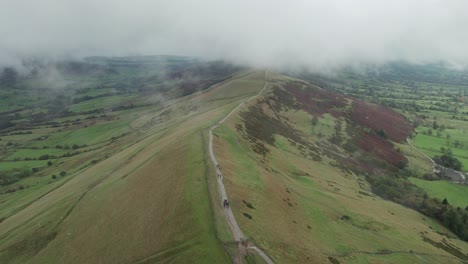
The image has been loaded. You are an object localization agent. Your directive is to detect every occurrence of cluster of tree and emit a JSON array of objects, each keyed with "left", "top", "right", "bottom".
[
  {"left": 14, "top": 150, "right": 84, "bottom": 161},
  {"left": 329, "top": 120, "right": 343, "bottom": 145},
  {"left": 0, "top": 169, "right": 31, "bottom": 186},
  {"left": 452, "top": 140, "right": 465, "bottom": 149},
  {"left": 311, "top": 116, "right": 319, "bottom": 126},
  {"left": 368, "top": 174, "right": 468, "bottom": 241},
  {"left": 380, "top": 100, "right": 423, "bottom": 113},
  {"left": 434, "top": 148, "right": 463, "bottom": 171},
  {"left": 55, "top": 144, "right": 87, "bottom": 150},
  {"left": 375, "top": 129, "right": 388, "bottom": 139},
  {"left": 8, "top": 130, "right": 32, "bottom": 135},
  {"left": 431, "top": 121, "right": 445, "bottom": 131}
]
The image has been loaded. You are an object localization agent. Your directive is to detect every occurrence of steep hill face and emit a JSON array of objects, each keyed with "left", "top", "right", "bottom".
[
  {"left": 213, "top": 73, "right": 468, "bottom": 263},
  {"left": 239, "top": 77, "right": 412, "bottom": 176}
]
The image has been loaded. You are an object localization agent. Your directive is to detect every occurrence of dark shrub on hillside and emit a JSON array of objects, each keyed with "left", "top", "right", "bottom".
[
  {"left": 422, "top": 173, "right": 440, "bottom": 181},
  {"left": 38, "top": 154, "right": 49, "bottom": 160},
  {"left": 376, "top": 129, "right": 388, "bottom": 139},
  {"left": 434, "top": 154, "right": 463, "bottom": 171}
]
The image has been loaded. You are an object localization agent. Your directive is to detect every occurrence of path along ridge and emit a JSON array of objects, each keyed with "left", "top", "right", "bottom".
[{"left": 208, "top": 71, "right": 274, "bottom": 264}]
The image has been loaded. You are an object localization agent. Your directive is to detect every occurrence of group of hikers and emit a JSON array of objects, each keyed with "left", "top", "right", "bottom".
[
  {"left": 216, "top": 164, "right": 230, "bottom": 208},
  {"left": 216, "top": 164, "right": 222, "bottom": 178}
]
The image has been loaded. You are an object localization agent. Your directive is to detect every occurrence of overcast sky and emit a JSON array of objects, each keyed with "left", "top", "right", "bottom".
[{"left": 1, "top": 0, "right": 468, "bottom": 70}]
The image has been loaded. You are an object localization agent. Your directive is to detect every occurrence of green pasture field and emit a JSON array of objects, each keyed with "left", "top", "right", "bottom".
[
  {"left": 27, "top": 120, "right": 131, "bottom": 148},
  {"left": 410, "top": 177, "right": 468, "bottom": 208},
  {"left": 68, "top": 94, "right": 140, "bottom": 112},
  {"left": 0, "top": 170, "right": 71, "bottom": 220},
  {"left": 413, "top": 126, "right": 468, "bottom": 171},
  {"left": 0, "top": 160, "right": 48, "bottom": 171},
  {"left": 6, "top": 148, "right": 68, "bottom": 161}
]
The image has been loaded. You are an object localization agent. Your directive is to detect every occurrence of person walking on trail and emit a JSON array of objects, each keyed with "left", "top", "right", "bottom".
[{"left": 223, "top": 199, "right": 228, "bottom": 207}]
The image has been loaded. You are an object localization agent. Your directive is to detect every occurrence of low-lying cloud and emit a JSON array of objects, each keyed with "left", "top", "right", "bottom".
[{"left": 1, "top": 0, "right": 468, "bottom": 70}]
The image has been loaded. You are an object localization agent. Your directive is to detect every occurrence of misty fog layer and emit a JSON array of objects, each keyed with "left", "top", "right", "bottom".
[{"left": 1, "top": 0, "right": 468, "bottom": 70}]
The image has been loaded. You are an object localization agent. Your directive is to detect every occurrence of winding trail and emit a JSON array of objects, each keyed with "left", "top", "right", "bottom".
[
  {"left": 406, "top": 138, "right": 435, "bottom": 167},
  {"left": 208, "top": 71, "right": 274, "bottom": 264}
]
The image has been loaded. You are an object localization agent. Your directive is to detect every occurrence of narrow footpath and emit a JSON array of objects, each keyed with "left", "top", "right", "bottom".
[
  {"left": 406, "top": 138, "right": 435, "bottom": 167},
  {"left": 208, "top": 71, "right": 274, "bottom": 264}
]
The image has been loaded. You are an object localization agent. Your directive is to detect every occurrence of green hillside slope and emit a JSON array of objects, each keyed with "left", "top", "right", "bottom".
[
  {"left": 214, "top": 72, "right": 468, "bottom": 263},
  {"left": 0, "top": 61, "right": 467, "bottom": 263}
]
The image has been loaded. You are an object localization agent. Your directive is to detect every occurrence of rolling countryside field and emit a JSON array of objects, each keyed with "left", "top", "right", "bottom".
[
  {"left": 295, "top": 64, "right": 468, "bottom": 242},
  {"left": 3, "top": 1, "right": 468, "bottom": 263},
  {"left": 0, "top": 59, "right": 467, "bottom": 263}
]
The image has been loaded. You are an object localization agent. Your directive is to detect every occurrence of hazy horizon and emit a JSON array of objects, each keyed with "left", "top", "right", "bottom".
[{"left": 2, "top": 0, "right": 468, "bottom": 71}]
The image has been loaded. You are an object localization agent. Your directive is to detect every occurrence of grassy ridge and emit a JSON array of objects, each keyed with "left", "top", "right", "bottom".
[{"left": 0, "top": 69, "right": 266, "bottom": 263}]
